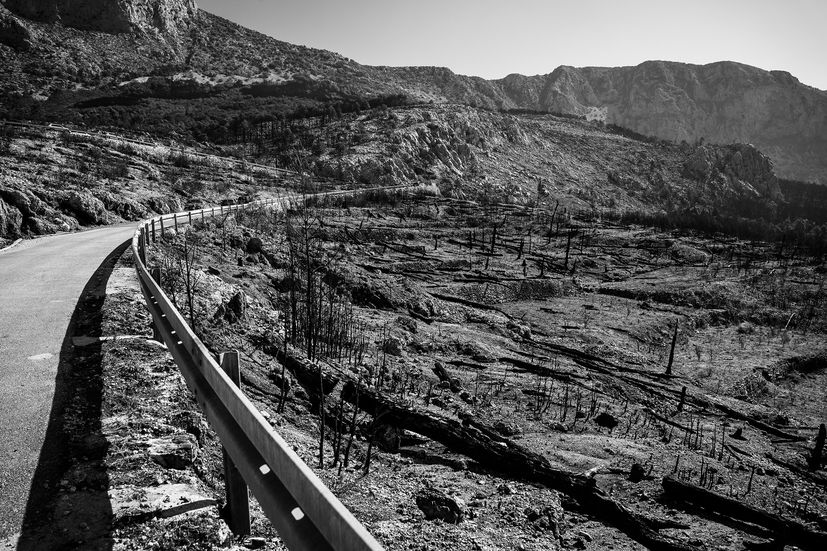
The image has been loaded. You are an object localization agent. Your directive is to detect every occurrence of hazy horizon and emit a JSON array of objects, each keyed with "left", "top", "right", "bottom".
[{"left": 198, "top": 0, "right": 827, "bottom": 91}]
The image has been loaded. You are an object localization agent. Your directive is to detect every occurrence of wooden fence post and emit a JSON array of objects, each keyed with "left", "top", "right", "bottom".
[
  {"left": 159, "top": 217, "right": 165, "bottom": 237},
  {"left": 151, "top": 219, "right": 156, "bottom": 243},
  {"left": 220, "top": 351, "right": 251, "bottom": 536}
]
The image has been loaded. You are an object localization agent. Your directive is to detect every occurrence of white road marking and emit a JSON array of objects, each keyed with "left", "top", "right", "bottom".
[{"left": 26, "top": 353, "right": 54, "bottom": 361}]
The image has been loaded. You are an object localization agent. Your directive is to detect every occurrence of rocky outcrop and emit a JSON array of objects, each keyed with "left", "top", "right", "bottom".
[
  {"left": 3, "top": 0, "right": 197, "bottom": 34},
  {"left": 0, "top": 8, "right": 30, "bottom": 49},
  {"left": 62, "top": 190, "right": 107, "bottom": 225},
  {"left": 415, "top": 488, "right": 466, "bottom": 523},
  {"left": 0, "top": 197, "right": 23, "bottom": 237},
  {"left": 313, "top": 109, "right": 528, "bottom": 188},
  {"left": 683, "top": 143, "right": 781, "bottom": 199}
]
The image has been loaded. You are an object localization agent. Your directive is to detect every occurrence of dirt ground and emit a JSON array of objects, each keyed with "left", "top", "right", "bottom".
[{"left": 143, "top": 189, "right": 826, "bottom": 550}]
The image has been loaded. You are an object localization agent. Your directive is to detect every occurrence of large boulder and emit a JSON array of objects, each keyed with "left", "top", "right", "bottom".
[
  {"left": 0, "top": 198, "right": 23, "bottom": 237},
  {"left": 245, "top": 236, "right": 263, "bottom": 254},
  {"left": 0, "top": 187, "right": 44, "bottom": 218},
  {"left": 146, "top": 433, "right": 198, "bottom": 470},
  {"left": 415, "top": 488, "right": 466, "bottom": 523},
  {"left": 62, "top": 190, "right": 107, "bottom": 225},
  {"left": 95, "top": 191, "right": 146, "bottom": 220},
  {"left": 683, "top": 144, "right": 781, "bottom": 200}
]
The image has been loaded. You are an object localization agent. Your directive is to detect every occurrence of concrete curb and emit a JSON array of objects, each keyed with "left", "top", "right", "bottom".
[{"left": 0, "top": 238, "right": 23, "bottom": 255}]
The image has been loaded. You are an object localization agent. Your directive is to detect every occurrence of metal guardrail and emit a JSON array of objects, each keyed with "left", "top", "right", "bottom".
[{"left": 130, "top": 190, "right": 393, "bottom": 551}]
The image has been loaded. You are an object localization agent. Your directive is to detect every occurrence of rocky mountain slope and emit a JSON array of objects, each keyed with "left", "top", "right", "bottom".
[
  {"left": 284, "top": 104, "right": 782, "bottom": 214},
  {"left": 0, "top": 122, "right": 294, "bottom": 246},
  {"left": 0, "top": 0, "right": 825, "bottom": 186},
  {"left": 492, "top": 62, "right": 827, "bottom": 185}
]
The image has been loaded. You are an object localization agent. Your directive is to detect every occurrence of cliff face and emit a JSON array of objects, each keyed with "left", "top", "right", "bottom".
[
  {"left": 2, "top": 0, "right": 196, "bottom": 33},
  {"left": 487, "top": 61, "right": 827, "bottom": 184}
]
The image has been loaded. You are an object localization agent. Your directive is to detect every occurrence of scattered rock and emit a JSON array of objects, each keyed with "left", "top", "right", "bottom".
[
  {"left": 245, "top": 537, "right": 267, "bottom": 549},
  {"left": 108, "top": 483, "right": 216, "bottom": 524},
  {"left": 245, "top": 236, "right": 263, "bottom": 254},
  {"left": 374, "top": 423, "right": 402, "bottom": 452},
  {"left": 146, "top": 433, "right": 198, "bottom": 470},
  {"left": 396, "top": 315, "right": 418, "bottom": 334},
  {"left": 224, "top": 291, "right": 246, "bottom": 322},
  {"left": 496, "top": 483, "right": 514, "bottom": 495},
  {"left": 506, "top": 319, "right": 532, "bottom": 340},
  {"left": 75, "top": 432, "right": 108, "bottom": 459},
  {"left": 382, "top": 336, "right": 404, "bottom": 356},
  {"left": 629, "top": 463, "right": 646, "bottom": 483},
  {"left": 524, "top": 504, "right": 561, "bottom": 534},
  {"left": 431, "top": 396, "right": 448, "bottom": 409},
  {"left": 594, "top": 412, "right": 619, "bottom": 430},
  {"left": 446, "top": 457, "right": 468, "bottom": 471},
  {"left": 415, "top": 488, "right": 466, "bottom": 523},
  {"left": 737, "top": 321, "right": 755, "bottom": 334},
  {"left": 493, "top": 421, "right": 522, "bottom": 437}
]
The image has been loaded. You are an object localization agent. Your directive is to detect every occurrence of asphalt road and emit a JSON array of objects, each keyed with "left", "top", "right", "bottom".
[{"left": 0, "top": 224, "right": 135, "bottom": 539}]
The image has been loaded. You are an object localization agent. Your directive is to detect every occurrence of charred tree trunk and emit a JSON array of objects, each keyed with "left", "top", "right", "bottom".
[
  {"left": 662, "top": 476, "right": 827, "bottom": 551},
  {"left": 810, "top": 423, "right": 826, "bottom": 471},
  {"left": 666, "top": 321, "right": 678, "bottom": 376}
]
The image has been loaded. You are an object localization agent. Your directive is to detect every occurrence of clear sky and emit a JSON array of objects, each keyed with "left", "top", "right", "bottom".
[{"left": 197, "top": 0, "right": 827, "bottom": 91}]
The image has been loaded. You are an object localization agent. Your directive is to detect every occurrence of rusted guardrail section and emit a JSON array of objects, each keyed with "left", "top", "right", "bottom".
[{"left": 131, "top": 190, "right": 390, "bottom": 551}]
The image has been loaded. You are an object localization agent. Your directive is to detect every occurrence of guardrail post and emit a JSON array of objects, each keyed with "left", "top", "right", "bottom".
[
  {"left": 138, "top": 231, "right": 147, "bottom": 265},
  {"left": 188, "top": 211, "right": 192, "bottom": 225},
  {"left": 149, "top": 267, "right": 162, "bottom": 341},
  {"left": 219, "top": 351, "right": 251, "bottom": 536},
  {"left": 173, "top": 213, "right": 178, "bottom": 232},
  {"left": 151, "top": 220, "right": 156, "bottom": 243},
  {"left": 160, "top": 217, "right": 165, "bottom": 238}
]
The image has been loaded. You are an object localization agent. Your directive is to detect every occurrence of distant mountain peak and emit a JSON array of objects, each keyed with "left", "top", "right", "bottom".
[{"left": 2, "top": 0, "right": 197, "bottom": 34}]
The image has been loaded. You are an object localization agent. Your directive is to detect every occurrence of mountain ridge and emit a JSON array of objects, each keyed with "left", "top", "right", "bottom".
[{"left": 1, "top": 3, "right": 825, "bottom": 183}]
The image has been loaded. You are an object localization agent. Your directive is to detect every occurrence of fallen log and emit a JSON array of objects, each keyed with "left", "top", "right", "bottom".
[
  {"left": 766, "top": 453, "right": 827, "bottom": 489},
  {"left": 428, "top": 291, "right": 509, "bottom": 316},
  {"left": 643, "top": 407, "right": 695, "bottom": 434},
  {"left": 340, "top": 380, "right": 696, "bottom": 551},
  {"left": 662, "top": 475, "right": 827, "bottom": 551},
  {"left": 711, "top": 403, "right": 806, "bottom": 442}
]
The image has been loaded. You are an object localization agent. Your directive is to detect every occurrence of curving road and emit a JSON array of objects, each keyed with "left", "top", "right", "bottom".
[{"left": 0, "top": 224, "right": 135, "bottom": 541}]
